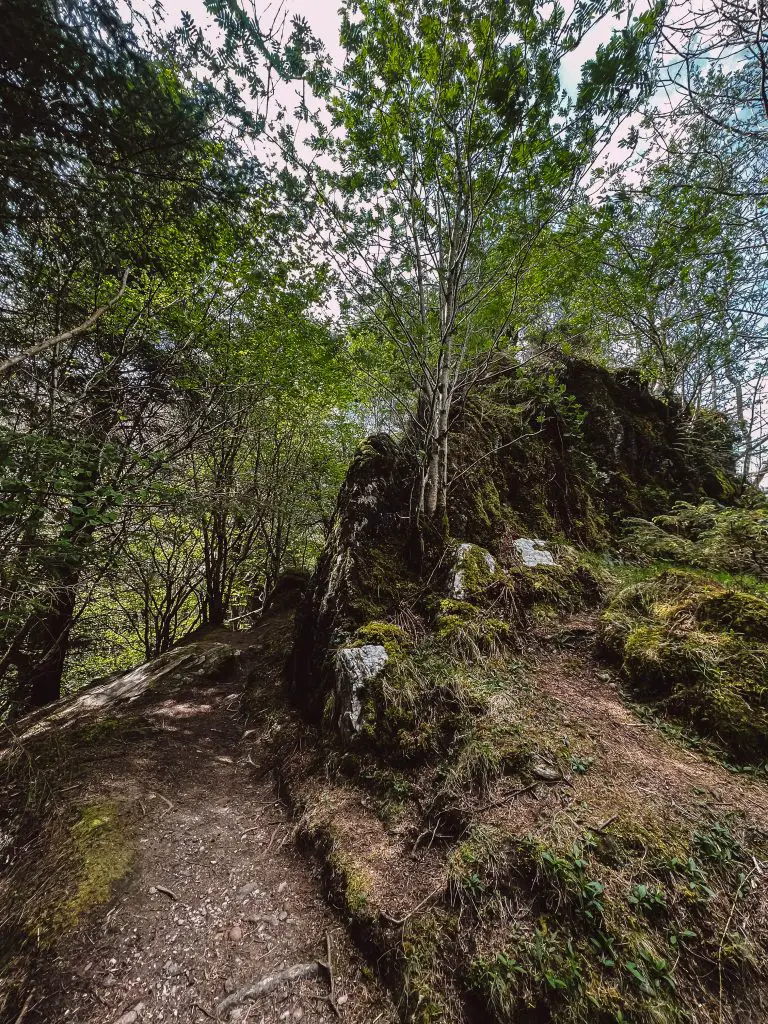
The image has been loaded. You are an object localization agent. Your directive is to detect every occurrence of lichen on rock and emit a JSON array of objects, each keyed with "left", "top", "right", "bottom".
[
  {"left": 511, "top": 538, "right": 556, "bottom": 568},
  {"left": 335, "top": 644, "right": 389, "bottom": 742},
  {"left": 450, "top": 543, "right": 498, "bottom": 600}
]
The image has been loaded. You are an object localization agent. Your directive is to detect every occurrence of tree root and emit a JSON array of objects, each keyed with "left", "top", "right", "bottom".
[{"left": 216, "top": 962, "right": 321, "bottom": 1016}]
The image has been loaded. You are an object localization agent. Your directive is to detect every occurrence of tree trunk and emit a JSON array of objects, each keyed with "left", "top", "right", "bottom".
[{"left": 17, "top": 573, "right": 79, "bottom": 708}]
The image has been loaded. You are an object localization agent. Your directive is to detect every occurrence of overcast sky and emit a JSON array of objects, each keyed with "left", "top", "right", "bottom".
[{"left": 155, "top": 0, "right": 627, "bottom": 95}]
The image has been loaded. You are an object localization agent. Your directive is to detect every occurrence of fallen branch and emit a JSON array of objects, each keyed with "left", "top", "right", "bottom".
[
  {"left": 0, "top": 269, "right": 131, "bottom": 378},
  {"left": 216, "top": 962, "right": 321, "bottom": 1015},
  {"left": 478, "top": 781, "right": 539, "bottom": 812},
  {"left": 380, "top": 883, "right": 444, "bottom": 927},
  {"left": 325, "top": 930, "right": 340, "bottom": 1017},
  {"left": 192, "top": 1002, "right": 217, "bottom": 1020}
]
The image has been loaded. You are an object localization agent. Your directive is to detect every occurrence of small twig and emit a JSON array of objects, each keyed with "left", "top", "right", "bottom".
[
  {"left": 325, "top": 930, "right": 340, "bottom": 1017},
  {"left": 265, "top": 823, "right": 283, "bottom": 852},
  {"left": 381, "top": 883, "right": 444, "bottom": 927},
  {"left": 593, "top": 814, "right": 618, "bottom": 833},
  {"left": 192, "top": 1002, "right": 218, "bottom": 1020},
  {"left": 478, "top": 781, "right": 539, "bottom": 812},
  {"left": 217, "top": 962, "right": 321, "bottom": 1015},
  {"left": 154, "top": 885, "right": 178, "bottom": 902},
  {"left": 0, "top": 267, "right": 131, "bottom": 377},
  {"left": 13, "top": 994, "right": 33, "bottom": 1024}
]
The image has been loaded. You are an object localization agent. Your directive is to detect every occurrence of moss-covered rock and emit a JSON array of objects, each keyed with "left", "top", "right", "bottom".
[
  {"left": 449, "top": 358, "right": 740, "bottom": 552},
  {"left": 601, "top": 570, "right": 768, "bottom": 759},
  {"left": 351, "top": 621, "right": 413, "bottom": 660},
  {"left": 292, "top": 358, "right": 742, "bottom": 735},
  {"left": 290, "top": 435, "right": 419, "bottom": 719}
]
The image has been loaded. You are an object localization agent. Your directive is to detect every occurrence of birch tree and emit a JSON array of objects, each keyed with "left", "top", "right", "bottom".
[{"left": 322, "top": 0, "right": 662, "bottom": 532}]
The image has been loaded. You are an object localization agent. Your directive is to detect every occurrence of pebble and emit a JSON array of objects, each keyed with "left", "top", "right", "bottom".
[
  {"left": 228, "top": 925, "right": 242, "bottom": 942},
  {"left": 337, "top": 994, "right": 348, "bottom": 1006}
]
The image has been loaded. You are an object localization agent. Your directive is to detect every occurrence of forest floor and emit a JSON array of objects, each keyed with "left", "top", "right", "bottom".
[
  {"left": 277, "top": 610, "right": 768, "bottom": 1022},
  {"left": 0, "top": 614, "right": 395, "bottom": 1024},
  {"left": 5, "top": 606, "right": 768, "bottom": 1024}
]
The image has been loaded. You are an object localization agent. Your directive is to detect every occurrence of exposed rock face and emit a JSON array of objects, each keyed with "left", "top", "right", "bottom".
[
  {"left": 289, "top": 435, "right": 416, "bottom": 719},
  {"left": 335, "top": 644, "right": 389, "bottom": 741},
  {"left": 16, "top": 643, "right": 241, "bottom": 740},
  {"left": 450, "top": 543, "right": 498, "bottom": 599},
  {"left": 450, "top": 358, "right": 739, "bottom": 550},
  {"left": 290, "top": 357, "right": 741, "bottom": 724},
  {"left": 513, "top": 538, "right": 556, "bottom": 567}
]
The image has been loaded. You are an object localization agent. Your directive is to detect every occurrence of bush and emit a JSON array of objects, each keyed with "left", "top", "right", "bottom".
[
  {"left": 621, "top": 501, "right": 768, "bottom": 579},
  {"left": 601, "top": 570, "right": 768, "bottom": 759}
]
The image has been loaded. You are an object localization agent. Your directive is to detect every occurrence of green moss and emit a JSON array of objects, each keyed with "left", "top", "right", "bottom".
[
  {"left": 436, "top": 611, "right": 513, "bottom": 660},
  {"left": 456, "top": 810, "right": 763, "bottom": 1024},
  {"left": 456, "top": 543, "right": 504, "bottom": 598},
  {"left": 695, "top": 590, "right": 768, "bottom": 640},
  {"left": 471, "top": 478, "right": 506, "bottom": 539},
  {"left": 28, "top": 801, "right": 135, "bottom": 940},
  {"left": 601, "top": 570, "right": 768, "bottom": 760},
  {"left": 321, "top": 840, "right": 377, "bottom": 927},
  {"left": 401, "top": 910, "right": 458, "bottom": 1023},
  {"left": 527, "top": 559, "right": 604, "bottom": 614},
  {"left": 66, "top": 803, "right": 133, "bottom": 922},
  {"left": 351, "top": 620, "right": 412, "bottom": 661}
]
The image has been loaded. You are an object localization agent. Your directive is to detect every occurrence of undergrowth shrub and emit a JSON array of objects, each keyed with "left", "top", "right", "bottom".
[
  {"left": 622, "top": 501, "right": 768, "bottom": 579},
  {"left": 601, "top": 569, "right": 768, "bottom": 759}
]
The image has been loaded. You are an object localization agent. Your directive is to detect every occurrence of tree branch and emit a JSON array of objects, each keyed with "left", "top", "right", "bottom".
[{"left": 0, "top": 268, "right": 131, "bottom": 378}]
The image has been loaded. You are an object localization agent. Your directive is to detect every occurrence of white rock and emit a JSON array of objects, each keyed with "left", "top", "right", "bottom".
[
  {"left": 513, "top": 538, "right": 555, "bottom": 568},
  {"left": 335, "top": 644, "right": 388, "bottom": 739},
  {"left": 451, "top": 543, "right": 497, "bottom": 600}
]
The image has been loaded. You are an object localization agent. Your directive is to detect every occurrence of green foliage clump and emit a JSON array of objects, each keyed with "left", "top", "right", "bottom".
[
  {"left": 352, "top": 621, "right": 413, "bottom": 661},
  {"left": 457, "top": 811, "right": 766, "bottom": 1024},
  {"left": 524, "top": 555, "right": 606, "bottom": 615},
  {"left": 435, "top": 598, "right": 513, "bottom": 660},
  {"left": 400, "top": 910, "right": 458, "bottom": 1023},
  {"left": 352, "top": 644, "right": 491, "bottom": 765},
  {"left": 601, "top": 569, "right": 768, "bottom": 759},
  {"left": 622, "top": 501, "right": 768, "bottom": 578}
]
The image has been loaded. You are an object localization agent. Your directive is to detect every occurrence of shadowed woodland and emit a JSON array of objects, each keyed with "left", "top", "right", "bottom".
[{"left": 1, "top": 1, "right": 768, "bottom": 1022}]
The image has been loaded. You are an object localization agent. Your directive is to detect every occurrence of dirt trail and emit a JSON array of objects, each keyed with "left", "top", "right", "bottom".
[{"left": 16, "top": 628, "right": 394, "bottom": 1024}]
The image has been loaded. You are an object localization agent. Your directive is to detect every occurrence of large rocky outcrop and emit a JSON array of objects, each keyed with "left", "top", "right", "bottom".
[
  {"left": 290, "top": 357, "right": 741, "bottom": 722},
  {"left": 449, "top": 359, "right": 739, "bottom": 549}
]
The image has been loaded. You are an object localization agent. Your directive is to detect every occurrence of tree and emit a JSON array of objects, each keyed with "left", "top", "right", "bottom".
[{"left": 315, "top": 0, "right": 662, "bottom": 538}]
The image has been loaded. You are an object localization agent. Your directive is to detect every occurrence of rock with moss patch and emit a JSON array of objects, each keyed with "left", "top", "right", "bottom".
[
  {"left": 512, "top": 538, "right": 556, "bottom": 568},
  {"left": 450, "top": 543, "right": 498, "bottom": 600},
  {"left": 335, "top": 644, "right": 389, "bottom": 741},
  {"left": 600, "top": 569, "right": 768, "bottom": 759}
]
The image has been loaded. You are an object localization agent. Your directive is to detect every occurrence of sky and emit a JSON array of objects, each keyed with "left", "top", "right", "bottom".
[{"left": 153, "top": 0, "right": 628, "bottom": 95}]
